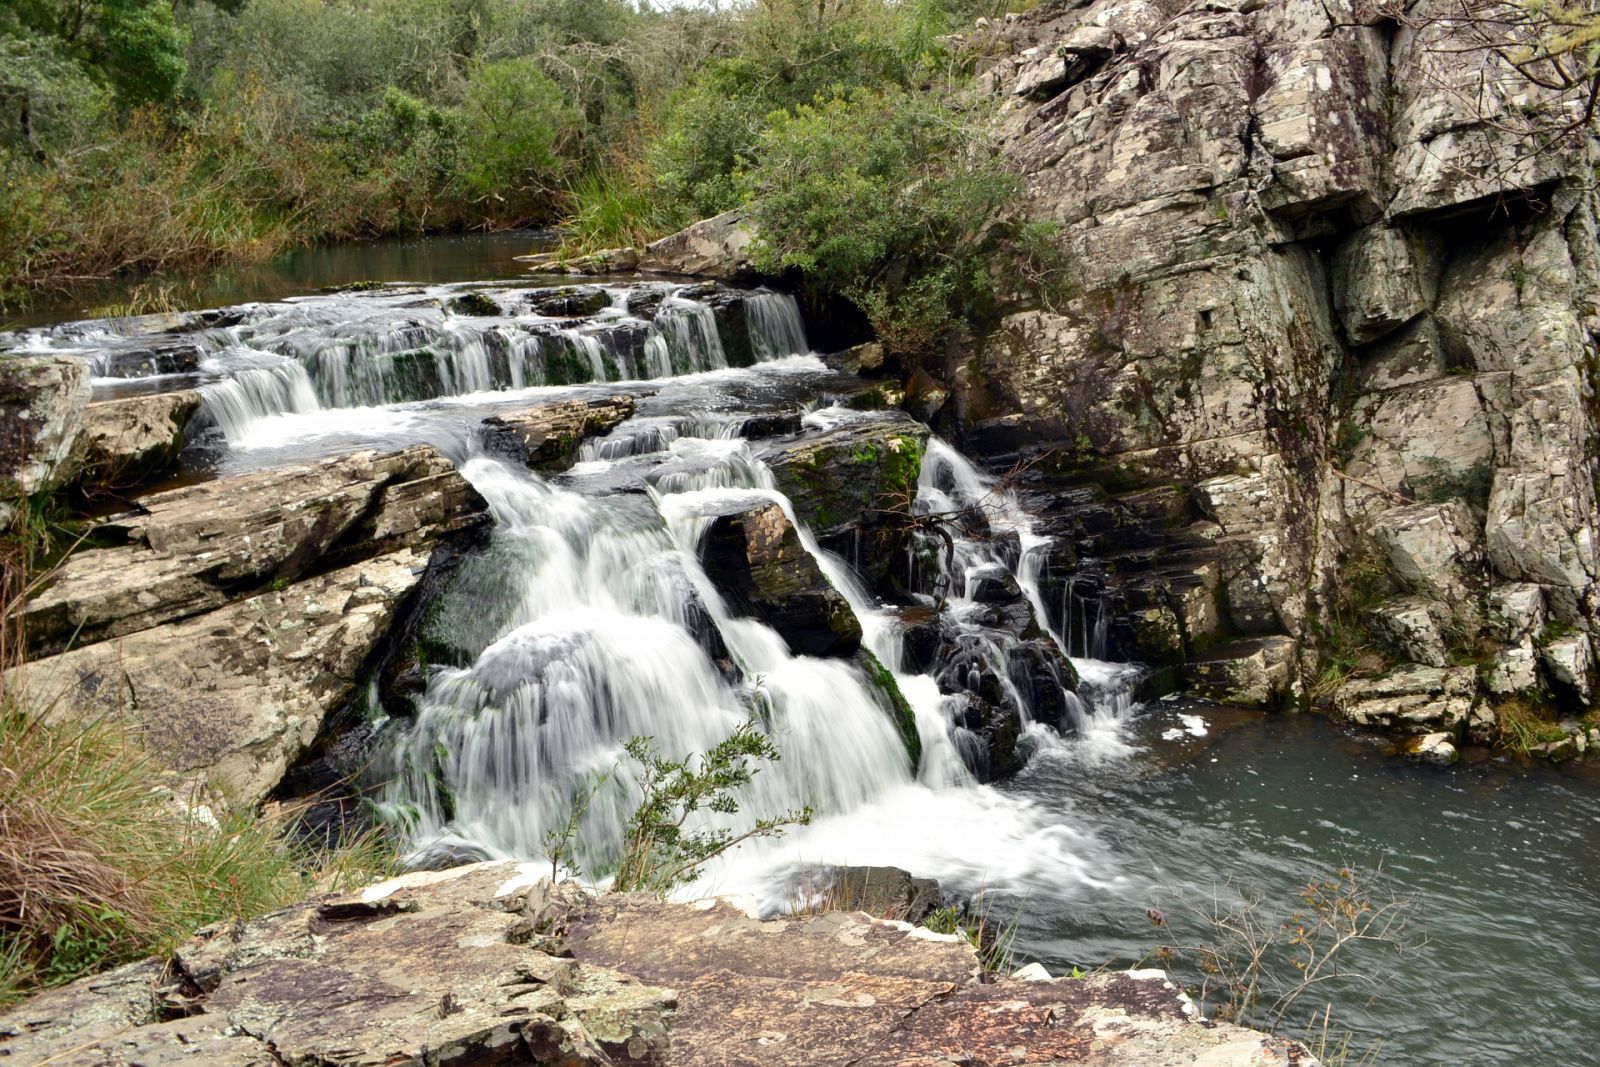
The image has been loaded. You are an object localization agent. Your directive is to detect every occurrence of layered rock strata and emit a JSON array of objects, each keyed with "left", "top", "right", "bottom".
[{"left": 11, "top": 446, "right": 488, "bottom": 806}]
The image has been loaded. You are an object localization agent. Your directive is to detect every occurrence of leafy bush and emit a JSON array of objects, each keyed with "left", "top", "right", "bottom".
[
  {"left": 611, "top": 719, "right": 810, "bottom": 895},
  {"left": 739, "top": 85, "right": 1016, "bottom": 355}
]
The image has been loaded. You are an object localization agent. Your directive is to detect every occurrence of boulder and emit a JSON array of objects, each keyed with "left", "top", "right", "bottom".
[
  {"left": 821, "top": 341, "right": 886, "bottom": 374},
  {"left": 1369, "top": 502, "right": 1484, "bottom": 603},
  {"left": 1184, "top": 636, "right": 1297, "bottom": 709},
  {"left": 480, "top": 395, "right": 639, "bottom": 472},
  {"left": 1403, "top": 732, "right": 1460, "bottom": 766},
  {"left": 1332, "top": 226, "right": 1432, "bottom": 344},
  {"left": 0, "top": 354, "right": 91, "bottom": 520},
  {"left": 788, "top": 865, "right": 942, "bottom": 924},
  {"left": 697, "top": 497, "right": 862, "bottom": 657},
  {"left": 1488, "top": 584, "right": 1546, "bottom": 643},
  {"left": 1012, "top": 25, "right": 1120, "bottom": 99},
  {"left": 948, "top": 692, "right": 1025, "bottom": 782},
  {"left": 23, "top": 445, "right": 485, "bottom": 657},
  {"left": 524, "top": 285, "right": 610, "bottom": 317},
  {"left": 639, "top": 209, "right": 756, "bottom": 279},
  {"left": 78, "top": 390, "right": 201, "bottom": 488},
  {"left": 11, "top": 549, "right": 431, "bottom": 807},
  {"left": 1486, "top": 644, "right": 1540, "bottom": 695},
  {"left": 762, "top": 412, "right": 929, "bottom": 595},
  {"left": 1334, "top": 665, "right": 1478, "bottom": 736},
  {"left": 1369, "top": 597, "right": 1449, "bottom": 668},
  {"left": 1539, "top": 633, "right": 1594, "bottom": 705}
]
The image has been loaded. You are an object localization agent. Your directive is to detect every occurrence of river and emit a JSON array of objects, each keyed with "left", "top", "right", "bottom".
[{"left": 5, "top": 236, "right": 1597, "bottom": 1066}]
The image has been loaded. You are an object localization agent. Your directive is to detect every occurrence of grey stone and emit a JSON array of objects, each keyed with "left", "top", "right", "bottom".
[
  {"left": 639, "top": 209, "right": 755, "bottom": 279},
  {"left": 79, "top": 389, "right": 201, "bottom": 488},
  {"left": 12, "top": 549, "right": 431, "bottom": 806},
  {"left": 22, "top": 445, "right": 485, "bottom": 656},
  {"left": 1184, "top": 636, "right": 1297, "bottom": 708},
  {"left": 1539, "top": 633, "right": 1594, "bottom": 704},
  {"left": 1369, "top": 597, "right": 1449, "bottom": 668},
  {"left": 480, "top": 395, "right": 639, "bottom": 472},
  {"left": 0, "top": 354, "right": 91, "bottom": 507},
  {"left": 1334, "top": 665, "right": 1477, "bottom": 736},
  {"left": 695, "top": 497, "right": 862, "bottom": 658}
]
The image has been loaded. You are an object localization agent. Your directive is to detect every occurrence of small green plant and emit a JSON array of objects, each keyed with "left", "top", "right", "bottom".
[
  {"left": 918, "top": 892, "right": 1020, "bottom": 973},
  {"left": 611, "top": 719, "right": 810, "bottom": 895},
  {"left": 541, "top": 771, "right": 611, "bottom": 883}
]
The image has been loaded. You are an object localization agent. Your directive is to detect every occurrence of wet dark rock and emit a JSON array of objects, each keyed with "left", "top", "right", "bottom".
[
  {"left": 857, "top": 648, "right": 922, "bottom": 773},
  {"left": 698, "top": 499, "right": 862, "bottom": 658},
  {"left": 96, "top": 337, "right": 204, "bottom": 378},
  {"left": 446, "top": 290, "right": 502, "bottom": 316},
  {"left": 524, "top": 285, "right": 610, "bottom": 317},
  {"left": 791, "top": 865, "right": 943, "bottom": 924},
  {"left": 898, "top": 606, "right": 942, "bottom": 674},
  {"left": 480, "top": 395, "right": 639, "bottom": 473},
  {"left": 704, "top": 289, "right": 756, "bottom": 368},
  {"left": 950, "top": 693, "right": 1024, "bottom": 782},
  {"left": 763, "top": 413, "right": 930, "bottom": 599},
  {"left": 738, "top": 410, "right": 805, "bottom": 439}
]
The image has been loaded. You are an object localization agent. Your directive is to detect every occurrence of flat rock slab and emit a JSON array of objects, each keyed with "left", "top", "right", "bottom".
[
  {"left": 0, "top": 862, "right": 1318, "bottom": 1067},
  {"left": 23, "top": 444, "right": 484, "bottom": 655},
  {"left": 12, "top": 549, "right": 430, "bottom": 806},
  {"left": 482, "top": 394, "right": 640, "bottom": 472}
]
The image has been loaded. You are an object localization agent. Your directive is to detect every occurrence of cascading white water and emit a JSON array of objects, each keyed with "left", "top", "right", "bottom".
[
  {"left": 656, "top": 297, "right": 728, "bottom": 374},
  {"left": 916, "top": 437, "right": 1140, "bottom": 739},
  {"left": 379, "top": 449, "right": 917, "bottom": 872},
  {"left": 379, "top": 405, "right": 1121, "bottom": 903},
  {"left": 744, "top": 292, "right": 809, "bottom": 362},
  {"left": 2, "top": 283, "right": 816, "bottom": 444}
]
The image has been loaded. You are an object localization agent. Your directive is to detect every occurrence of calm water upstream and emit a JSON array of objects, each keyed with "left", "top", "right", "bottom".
[
  {"left": 9, "top": 235, "right": 1599, "bottom": 1066},
  {"left": 9, "top": 230, "right": 550, "bottom": 329}
]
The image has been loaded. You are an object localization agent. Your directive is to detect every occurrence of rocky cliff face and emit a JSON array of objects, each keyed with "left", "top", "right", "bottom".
[{"left": 928, "top": 0, "right": 1600, "bottom": 752}]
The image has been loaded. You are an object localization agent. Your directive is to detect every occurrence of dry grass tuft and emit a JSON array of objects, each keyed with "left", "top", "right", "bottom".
[{"left": 0, "top": 529, "right": 395, "bottom": 1005}]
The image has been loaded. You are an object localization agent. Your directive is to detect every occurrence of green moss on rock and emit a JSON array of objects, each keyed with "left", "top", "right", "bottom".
[{"left": 857, "top": 648, "right": 922, "bottom": 775}]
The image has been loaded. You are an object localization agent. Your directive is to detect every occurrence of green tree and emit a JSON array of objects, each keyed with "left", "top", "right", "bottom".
[{"left": 461, "top": 57, "right": 578, "bottom": 202}]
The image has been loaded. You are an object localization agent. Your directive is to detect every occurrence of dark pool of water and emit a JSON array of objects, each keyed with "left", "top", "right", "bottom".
[
  {"left": 1001, "top": 704, "right": 1600, "bottom": 1066},
  {"left": 9, "top": 230, "right": 554, "bottom": 329}
]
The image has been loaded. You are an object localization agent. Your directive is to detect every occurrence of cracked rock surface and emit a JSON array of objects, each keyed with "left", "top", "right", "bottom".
[{"left": 0, "top": 861, "right": 1317, "bottom": 1067}]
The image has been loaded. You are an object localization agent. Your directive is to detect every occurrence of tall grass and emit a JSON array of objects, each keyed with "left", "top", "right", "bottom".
[{"left": 0, "top": 529, "right": 394, "bottom": 1006}]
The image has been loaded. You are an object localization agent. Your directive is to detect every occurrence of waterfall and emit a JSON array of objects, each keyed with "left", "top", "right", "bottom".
[
  {"left": 744, "top": 292, "right": 809, "bottom": 359},
  {"left": 656, "top": 298, "right": 728, "bottom": 374},
  {"left": 197, "top": 347, "right": 321, "bottom": 439},
  {"left": 916, "top": 438, "right": 1136, "bottom": 729},
  {"left": 379, "top": 447, "right": 916, "bottom": 871}
]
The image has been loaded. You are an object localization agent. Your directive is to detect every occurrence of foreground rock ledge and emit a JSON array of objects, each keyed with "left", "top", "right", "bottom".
[{"left": 0, "top": 861, "right": 1317, "bottom": 1066}]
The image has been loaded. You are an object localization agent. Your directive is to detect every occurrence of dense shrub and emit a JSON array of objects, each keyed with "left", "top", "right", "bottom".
[{"left": 739, "top": 86, "right": 1017, "bottom": 355}]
